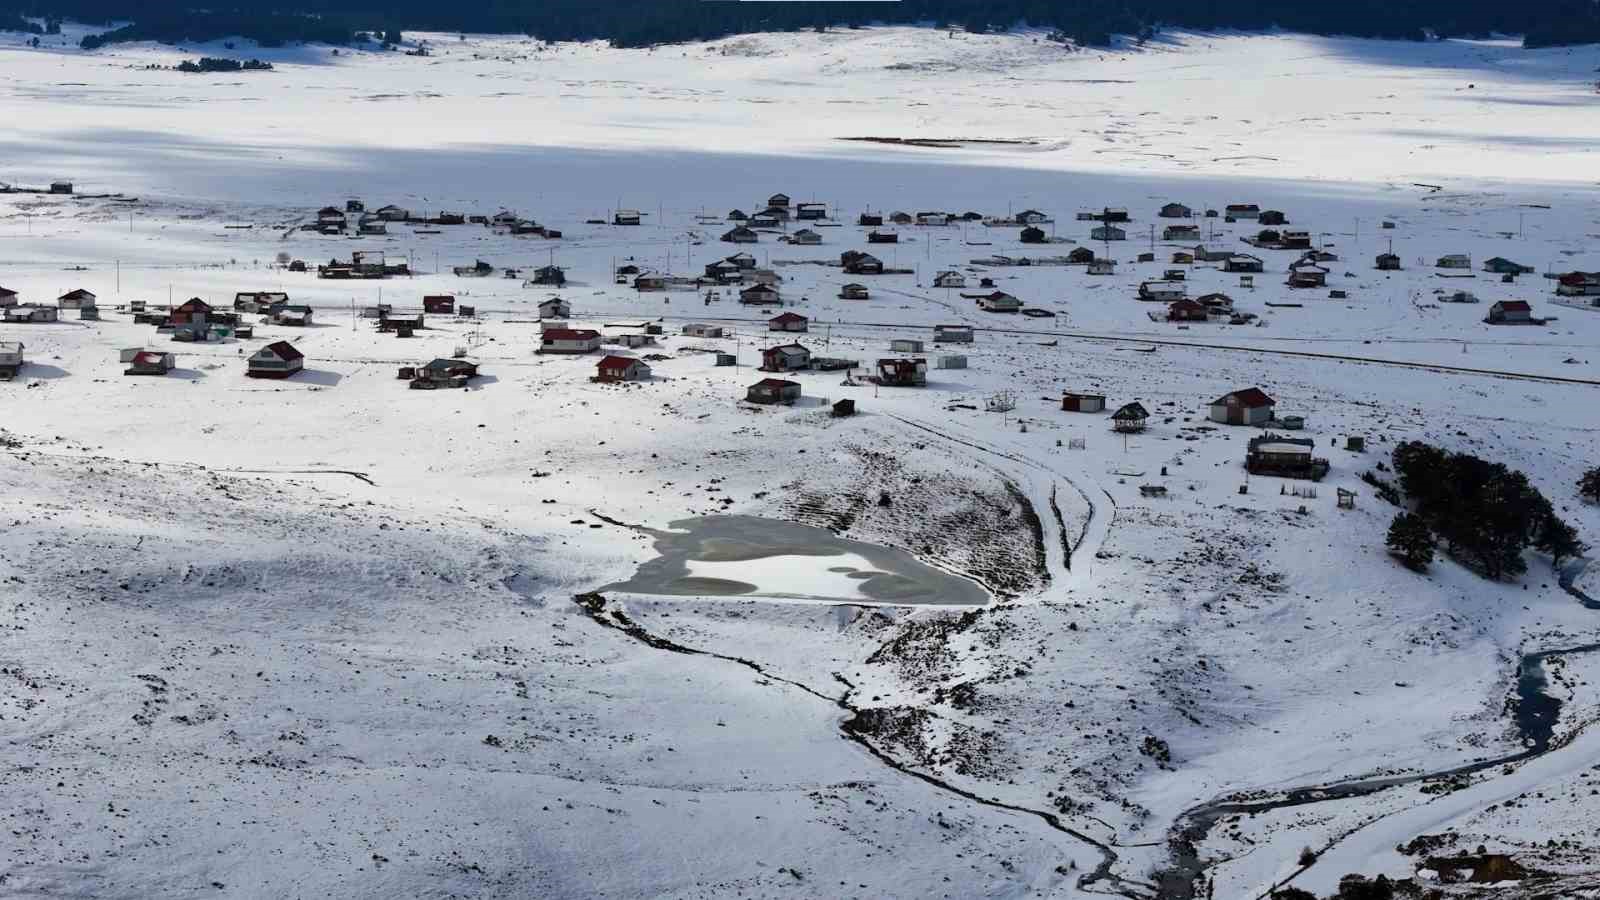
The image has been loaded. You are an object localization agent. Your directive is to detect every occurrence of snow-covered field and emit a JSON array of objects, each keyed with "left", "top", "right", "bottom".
[{"left": 2, "top": 23, "right": 1599, "bottom": 900}]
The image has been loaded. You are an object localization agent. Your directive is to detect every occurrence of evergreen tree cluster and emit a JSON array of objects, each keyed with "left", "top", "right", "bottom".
[
  {"left": 0, "top": 0, "right": 1597, "bottom": 51},
  {"left": 1388, "top": 440, "right": 1585, "bottom": 579},
  {"left": 176, "top": 56, "right": 272, "bottom": 72}
]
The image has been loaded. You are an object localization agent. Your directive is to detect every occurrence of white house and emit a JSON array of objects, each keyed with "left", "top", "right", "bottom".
[{"left": 933, "top": 271, "right": 966, "bottom": 289}]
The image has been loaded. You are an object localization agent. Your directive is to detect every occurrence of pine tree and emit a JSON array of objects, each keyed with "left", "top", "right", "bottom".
[
  {"left": 1387, "top": 512, "right": 1435, "bottom": 572},
  {"left": 1581, "top": 467, "right": 1600, "bottom": 504},
  {"left": 1536, "top": 513, "right": 1587, "bottom": 568}
]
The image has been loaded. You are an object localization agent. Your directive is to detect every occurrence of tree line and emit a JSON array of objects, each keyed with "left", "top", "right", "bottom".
[{"left": 0, "top": 0, "right": 1598, "bottom": 50}]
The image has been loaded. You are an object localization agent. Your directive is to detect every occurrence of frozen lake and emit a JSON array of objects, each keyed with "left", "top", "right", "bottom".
[{"left": 605, "top": 515, "right": 990, "bottom": 606}]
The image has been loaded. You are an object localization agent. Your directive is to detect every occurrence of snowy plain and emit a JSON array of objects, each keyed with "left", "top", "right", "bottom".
[{"left": 2, "top": 21, "right": 1600, "bottom": 900}]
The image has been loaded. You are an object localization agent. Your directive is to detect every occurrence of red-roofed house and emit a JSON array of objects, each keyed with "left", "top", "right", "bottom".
[
  {"left": 768, "top": 312, "right": 809, "bottom": 333},
  {"left": 596, "top": 355, "right": 651, "bottom": 382},
  {"left": 1485, "top": 300, "right": 1533, "bottom": 324},
  {"left": 541, "top": 328, "right": 602, "bottom": 354},
  {"left": 1209, "top": 387, "right": 1276, "bottom": 426}
]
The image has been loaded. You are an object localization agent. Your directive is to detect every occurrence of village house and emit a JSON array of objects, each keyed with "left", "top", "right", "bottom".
[
  {"left": 1482, "top": 257, "right": 1534, "bottom": 275},
  {"left": 839, "top": 283, "right": 870, "bottom": 300},
  {"left": 795, "top": 202, "right": 827, "bottom": 221},
  {"left": 612, "top": 333, "right": 655, "bottom": 349},
  {"left": 346, "top": 199, "right": 365, "bottom": 213},
  {"left": 1192, "top": 245, "right": 1232, "bottom": 263},
  {"left": 1279, "top": 229, "right": 1311, "bottom": 249},
  {"left": 0, "top": 286, "right": 17, "bottom": 307},
  {"left": 974, "top": 291, "right": 1022, "bottom": 312},
  {"left": 760, "top": 343, "right": 811, "bottom": 372},
  {"left": 359, "top": 219, "right": 387, "bottom": 235},
  {"left": 538, "top": 298, "right": 572, "bottom": 319},
  {"left": 739, "top": 284, "right": 781, "bottom": 306},
  {"left": 1061, "top": 392, "right": 1106, "bottom": 413},
  {"left": 58, "top": 289, "right": 96, "bottom": 309},
  {"left": 531, "top": 265, "right": 566, "bottom": 286},
  {"left": 682, "top": 323, "right": 726, "bottom": 338},
  {"left": 889, "top": 211, "right": 914, "bottom": 225},
  {"left": 1375, "top": 252, "right": 1403, "bottom": 271},
  {"left": 1067, "top": 246, "right": 1097, "bottom": 264},
  {"left": 933, "top": 324, "right": 974, "bottom": 343},
  {"left": 1158, "top": 202, "right": 1192, "bottom": 219},
  {"left": 633, "top": 274, "right": 667, "bottom": 292},
  {"left": 1087, "top": 259, "right": 1116, "bottom": 276},
  {"left": 413, "top": 358, "right": 480, "bottom": 389},
  {"left": 1436, "top": 254, "right": 1472, "bottom": 269},
  {"left": 842, "top": 251, "right": 885, "bottom": 275},
  {"left": 1259, "top": 210, "right": 1288, "bottom": 226},
  {"left": 1020, "top": 225, "right": 1047, "bottom": 244},
  {"left": 727, "top": 209, "right": 748, "bottom": 221},
  {"left": 613, "top": 209, "right": 642, "bottom": 226},
  {"left": 789, "top": 228, "right": 822, "bottom": 246},
  {"left": 1172, "top": 251, "right": 1195, "bottom": 265},
  {"left": 0, "top": 341, "right": 23, "bottom": 380},
  {"left": 316, "top": 206, "right": 346, "bottom": 225},
  {"left": 123, "top": 349, "right": 176, "bottom": 376},
  {"left": 1246, "top": 434, "right": 1330, "bottom": 480},
  {"left": 169, "top": 297, "right": 212, "bottom": 327},
  {"left": 724, "top": 251, "right": 756, "bottom": 270},
  {"left": 1096, "top": 207, "right": 1130, "bottom": 223},
  {"left": 1138, "top": 281, "right": 1187, "bottom": 302},
  {"left": 1209, "top": 387, "right": 1276, "bottom": 425},
  {"left": 916, "top": 211, "right": 949, "bottom": 226},
  {"left": 933, "top": 270, "right": 966, "bottom": 289},
  {"left": 876, "top": 358, "right": 927, "bottom": 387},
  {"left": 235, "top": 291, "right": 287, "bottom": 312},
  {"left": 1485, "top": 300, "right": 1534, "bottom": 324},
  {"left": 269, "top": 303, "right": 314, "bottom": 326},
  {"left": 766, "top": 193, "right": 791, "bottom": 209},
  {"left": 857, "top": 212, "right": 884, "bottom": 227},
  {"left": 247, "top": 341, "right": 304, "bottom": 379},
  {"left": 4, "top": 305, "right": 59, "bottom": 323},
  {"left": 746, "top": 378, "right": 801, "bottom": 405},
  {"left": 1223, "top": 254, "right": 1264, "bottom": 273},
  {"left": 1287, "top": 262, "right": 1329, "bottom": 288},
  {"left": 1163, "top": 224, "right": 1200, "bottom": 241},
  {"left": 749, "top": 211, "right": 782, "bottom": 228},
  {"left": 1224, "top": 203, "right": 1261, "bottom": 221},
  {"left": 722, "top": 225, "right": 759, "bottom": 244},
  {"left": 375, "top": 204, "right": 408, "bottom": 221},
  {"left": 596, "top": 355, "right": 651, "bottom": 382},
  {"left": 423, "top": 295, "right": 456, "bottom": 315},
  {"left": 1015, "top": 209, "right": 1049, "bottom": 224},
  {"left": 768, "top": 312, "right": 809, "bottom": 333},
  {"left": 1111, "top": 402, "right": 1149, "bottom": 432},
  {"left": 50, "top": 180, "right": 72, "bottom": 194},
  {"left": 541, "top": 328, "right": 603, "bottom": 354},
  {"left": 1167, "top": 298, "right": 1209, "bottom": 321},
  {"left": 1556, "top": 272, "right": 1600, "bottom": 296},
  {"left": 704, "top": 259, "right": 743, "bottom": 283},
  {"left": 889, "top": 338, "right": 924, "bottom": 353},
  {"left": 1197, "top": 292, "right": 1235, "bottom": 312},
  {"left": 867, "top": 230, "right": 899, "bottom": 244},
  {"left": 1091, "top": 225, "right": 1126, "bottom": 241}
]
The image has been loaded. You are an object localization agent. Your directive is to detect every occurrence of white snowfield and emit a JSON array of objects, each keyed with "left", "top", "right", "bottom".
[{"left": 1, "top": 22, "right": 1599, "bottom": 900}]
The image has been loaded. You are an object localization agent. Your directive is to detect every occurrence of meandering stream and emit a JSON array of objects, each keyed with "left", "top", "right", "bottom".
[{"left": 1156, "top": 558, "right": 1600, "bottom": 898}]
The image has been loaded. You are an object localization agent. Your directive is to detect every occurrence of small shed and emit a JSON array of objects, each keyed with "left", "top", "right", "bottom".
[
  {"left": 839, "top": 283, "right": 870, "bottom": 300},
  {"left": 831, "top": 398, "right": 856, "bottom": 417},
  {"left": 1375, "top": 253, "right": 1402, "bottom": 271},
  {"left": 1062, "top": 392, "right": 1106, "bottom": 413},
  {"left": 0, "top": 341, "right": 23, "bottom": 380}
]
